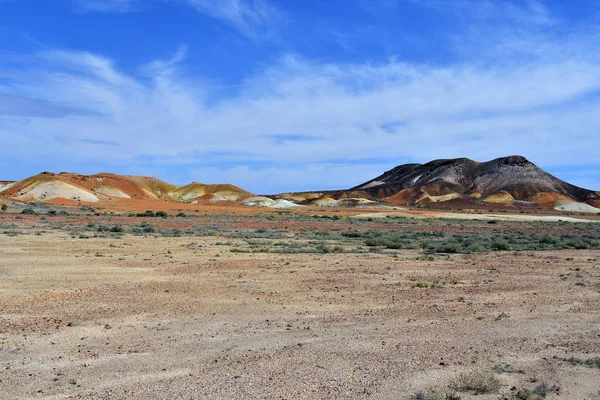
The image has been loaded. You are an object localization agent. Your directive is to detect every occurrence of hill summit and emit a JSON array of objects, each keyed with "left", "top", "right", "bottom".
[
  {"left": 0, "top": 172, "right": 253, "bottom": 205},
  {"left": 277, "top": 156, "right": 600, "bottom": 212},
  {"left": 355, "top": 155, "right": 598, "bottom": 203}
]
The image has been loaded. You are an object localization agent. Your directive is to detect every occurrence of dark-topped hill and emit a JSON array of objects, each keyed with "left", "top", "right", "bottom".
[
  {"left": 353, "top": 155, "right": 599, "bottom": 204},
  {"left": 275, "top": 156, "right": 600, "bottom": 211}
]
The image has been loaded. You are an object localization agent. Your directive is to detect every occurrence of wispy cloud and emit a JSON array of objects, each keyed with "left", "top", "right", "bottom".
[
  {"left": 73, "top": 0, "right": 145, "bottom": 13},
  {"left": 3, "top": 1, "right": 600, "bottom": 191},
  {"left": 2, "top": 35, "right": 600, "bottom": 191},
  {"left": 73, "top": 0, "right": 282, "bottom": 39},
  {"left": 389, "top": 0, "right": 554, "bottom": 25},
  {"left": 183, "top": 0, "right": 282, "bottom": 39}
]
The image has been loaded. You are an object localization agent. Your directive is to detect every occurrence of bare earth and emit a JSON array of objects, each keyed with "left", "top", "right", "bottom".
[{"left": 1, "top": 212, "right": 599, "bottom": 399}]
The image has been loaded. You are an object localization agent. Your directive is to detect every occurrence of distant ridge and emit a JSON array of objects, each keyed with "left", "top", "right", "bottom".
[
  {"left": 276, "top": 156, "right": 600, "bottom": 212},
  {"left": 2, "top": 157, "right": 599, "bottom": 213},
  {"left": 355, "top": 155, "right": 598, "bottom": 203},
  {"left": 0, "top": 172, "right": 253, "bottom": 204}
]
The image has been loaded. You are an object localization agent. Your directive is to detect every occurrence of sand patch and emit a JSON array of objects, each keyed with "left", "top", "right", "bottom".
[
  {"left": 242, "top": 197, "right": 300, "bottom": 208},
  {"left": 334, "top": 198, "right": 378, "bottom": 207},
  {"left": 420, "top": 193, "right": 462, "bottom": 203},
  {"left": 359, "top": 180, "right": 386, "bottom": 189},
  {"left": 0, "top": 182, "right": 16, "bottom": 193},
  {"left": 14, "top": 180, "right": 99, "bottom": 202},
  {"left": 483, "top": 191, "right": 515, "bottom": 203},
  {"left": 554, "top": 201, "right": 600, "bottom": 213},
  {"left": 350, "top": 211, "right": 599, "bottom": 223},
  {"left": 95, "top": 187, "right": 131, "bottom": 199},
  {"left": 141, "top": 188, "right": 159, "bottom": 199},
  {"left": 270, "top": 199, "right": 300, "bottom": 208},
  {"left": 169, "top": 183, "right": 251, "bottom": 202},
  {"left": 211, "top": 191, "right": 243, "bottom": 201},
  {"left": 242, "top": 196, "right": 274, "bottom": 207},
  {"left": 278, "top": 193, "right": 322, "bottom": 202},
  {"left": 528, "top": 192, "right": 573, "bottom": 203},
  {"left": 310, "top": 197, "right": 338, "bottom": 207}
]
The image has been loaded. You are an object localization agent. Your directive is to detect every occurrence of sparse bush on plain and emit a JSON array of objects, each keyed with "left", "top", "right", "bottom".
[
  {"left": 109, "top": 225, "right": 124, "bottom": 233},
  {"left": 411, "top": 281, "right": 440, "bottom": 289},
  {"left": 21, "top": 208, "right": 36, "bottom": 215},
  {"left": 0, "top": 204, "right": 7, "bottom": 212},
  {"left": 361, "top": 229, "right": 600, "bottom": 253},
  {"left": 453, "top": 367, "right": 501, "bottom": 394},
  {"left": 514, "top": 383, "right": 560, "bottom": 399},
  {"left": 490, "top": 362, "right": 520, "bottom": 373},
  {"left": 408, "top": 391, "right": 461, "bottom": 400},
  {"left": 563, "top": 356, "right": 600, "bottom": 369}
]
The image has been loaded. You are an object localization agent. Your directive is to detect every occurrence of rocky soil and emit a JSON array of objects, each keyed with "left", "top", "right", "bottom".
[{"left": 0, "top": 212, "right": 599, "bottom": 399}]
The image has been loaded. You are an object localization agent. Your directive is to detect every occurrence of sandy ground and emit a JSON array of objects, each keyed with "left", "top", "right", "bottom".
[
  {"left": 350, "top": 211, "right": 600, "bottom": 223},
  {"left": 1, "top": 227, "right": 599, "bottom": 399}
]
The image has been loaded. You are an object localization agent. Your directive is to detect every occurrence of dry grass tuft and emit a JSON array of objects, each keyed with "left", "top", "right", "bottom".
[{"left": 453, "top": 367, "right": 501, "bottom": 394}]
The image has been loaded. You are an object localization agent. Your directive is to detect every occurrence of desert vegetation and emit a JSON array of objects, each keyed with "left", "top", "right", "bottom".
[{"left": 0, "top": 206, "right": 598, "bottom": 398}]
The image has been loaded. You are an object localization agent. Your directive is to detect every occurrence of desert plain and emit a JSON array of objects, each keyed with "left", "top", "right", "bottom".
[{"left": 0, "top": 205, "right": 599, "bottom": 399}]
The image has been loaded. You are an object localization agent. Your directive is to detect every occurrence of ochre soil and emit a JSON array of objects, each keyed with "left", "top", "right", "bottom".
[{"left": 0, "top": 214, "right": 599, "bottom": 399}]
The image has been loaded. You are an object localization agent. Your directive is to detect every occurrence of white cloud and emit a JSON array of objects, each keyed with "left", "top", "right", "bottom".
[
  {"left": 3, "top": 1, "right": 600, "bottom": 192},
  {"left": 74, "top": 0, "right": 144, "bottom": 13},
  {"left": 2, "top": 42, "right": 600, "bottom": 192},
  {"left": 183, "top": 0, "right": 282, "bottom": 39},
  {"left": 73, "top": 0, "right": 282, "bottom": 39},
  {"left": 391, "top": 0, "right": 554, "bottom": 25}
]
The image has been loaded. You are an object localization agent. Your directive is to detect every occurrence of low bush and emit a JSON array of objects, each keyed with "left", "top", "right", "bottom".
[
  {"left": 453, "top": 368, "right": 501, "bottom": 394},
  {"left": 408, "top": 391, "right": 461, "bottom": 400},
  {"left": 109, "top": 225, "right": 124, "bottom": 233},
  {"left": 563, "top": 356, "right": 600, "bottom": 369}
]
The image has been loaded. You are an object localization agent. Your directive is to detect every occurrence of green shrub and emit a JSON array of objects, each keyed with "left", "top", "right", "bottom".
[
  {"left": 564, "top": 356, "right": 600, "bottom": 369},
  {"left": 408, "top": 391, "right": 461, "bottom": 400},
  {"left": 315, "top": 242, "right": 331, "bottom": 253},
  {"left": 176, "top": 212, "right": 186, "bottom": 217},
  {"left": 454, "top": 368, "right": 501, "bottom": 394},
  {"left": 434, "top": 242, "right": 460, "bottom": 253},
  {"left": 155, "top": 210, "right": 168, "bottom": 218},
  {"left": 143, "top": 225, "right": 155, "bottom": 233},
  {"left": 109, "top": 225, "right": 124, "bottom": 233},
  {"left": 1, "top": 204, "right": 8, "bottom": 212},
  {"left": 411, "top": 281, "right": 440, "bottom": 289},
  {"left": 21, "top": 208, "right": 36, "bottom": 215},
  {"left": 491, "top": 240, "right": 510, "bottom": 251},
  {"left": 490, "top": 362, "right": 519, "bottom": 373}
]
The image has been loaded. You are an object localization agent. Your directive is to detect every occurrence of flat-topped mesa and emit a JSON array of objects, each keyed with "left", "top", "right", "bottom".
[{"left": 352, "top": 155, "right": 599, "bottom": 207}]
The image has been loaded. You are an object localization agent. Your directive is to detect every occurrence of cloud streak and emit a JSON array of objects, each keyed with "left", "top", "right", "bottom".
[
  {"left": 3, "top": 43, "right": 600, "bottom": 192},
  {"left": 73, "top": 0, "right": 282, "bottom": 39},
  {"left": 2, "top": 1, "right": 600, "bottom": 192}
]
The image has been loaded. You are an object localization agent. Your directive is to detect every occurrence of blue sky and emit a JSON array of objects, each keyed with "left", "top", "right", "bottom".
[{"left": 1, "top": 0, "right": 600, "bottom": 193}]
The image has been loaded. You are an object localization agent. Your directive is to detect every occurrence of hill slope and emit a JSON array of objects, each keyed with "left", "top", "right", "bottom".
[
  {"left": 355, "top": 156, "right": 599, "bottom": 205},
  {"left": 276, "top": 156, "right": 600, "bottom": 212},
  {"left": 0, "top": 172, "right": 253, "bottom": 204}
]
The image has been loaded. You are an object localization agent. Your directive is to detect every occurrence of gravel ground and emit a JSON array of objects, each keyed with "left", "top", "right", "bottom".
[{"left": 1, "top": 228, "right": 599, "bottom": 399}]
